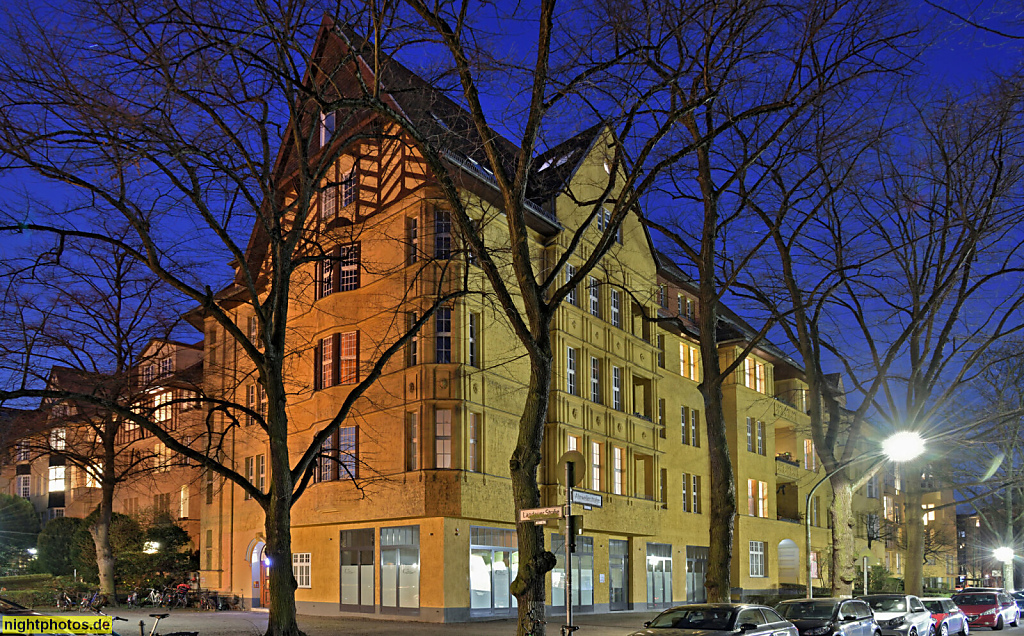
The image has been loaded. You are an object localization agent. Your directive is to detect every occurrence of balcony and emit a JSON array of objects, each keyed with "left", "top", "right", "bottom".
[{"left": 775, "top": 455, "right": 802, "bottom": 481}]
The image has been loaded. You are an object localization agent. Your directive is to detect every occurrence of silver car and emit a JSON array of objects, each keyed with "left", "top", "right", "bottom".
[
  {"left": 628, "top": 603, "right": 799, "bottom": 636},
  {"left": 860, "top": 595, "right": 935, "bottom": 636},
  {"left": 777, "top": 598, "right": 880, "bottom": 636}
]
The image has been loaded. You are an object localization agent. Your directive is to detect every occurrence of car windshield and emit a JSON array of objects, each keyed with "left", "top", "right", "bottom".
[
  {"left": 648, "top": 608, "right": 735, "bottom": 630},
  {"left": 923, "top": 601, "right": 945, "bottom": 614},
  {"left": 777, "top": 601, "right": 838, "bottom": 620},
  {"left": 953, "top": 594, "right": 996, "bottom": 605},
  {"left": 864, "top": 597, "right": 907, "bottom": 613}
]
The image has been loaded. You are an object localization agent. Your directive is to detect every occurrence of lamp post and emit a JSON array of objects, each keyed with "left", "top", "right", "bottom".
[
  {"left": 805, "top": 431, "right": 926, "bottom": 599},
  {"left": 995, "top": 547, "right": 1014, "bottom": 591}
]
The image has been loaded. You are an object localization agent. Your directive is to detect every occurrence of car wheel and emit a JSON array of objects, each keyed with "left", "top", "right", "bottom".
[
  {"left": 960, "top": 619, "right": 969, "bottom": 636},
  {"left": 930, "top": 626, "right": 936, "bottom": 636},
  {"left": 1012, "top": 613, "right": 1019, "bottom": 628},
  {"left": 941, "top": 623, "right": 949, "bottom": 636},
  {"left": 994, "top": 616, "right": 1004, "bottom": 631}
]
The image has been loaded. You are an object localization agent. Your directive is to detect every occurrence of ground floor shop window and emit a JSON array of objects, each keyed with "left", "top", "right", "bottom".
[
  {"left": 470, "top": 527, "right": 519, "bottom": 616},
  {"left": 381, "top": 525, "right": 420, "bottom": 612},
  {"left": 646, "top": 543, "right": 672, "bottom": 607},
  {"left": 340, "top": 529, "right": 374, "bottom": 611},
  {"left": 551, "top": 534, "right": 594, "bottom": 610}
]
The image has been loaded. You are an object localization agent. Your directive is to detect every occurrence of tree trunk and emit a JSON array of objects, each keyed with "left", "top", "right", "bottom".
[
  {"left": 90, "top": 480, "right": 116, "bottom": 601},
  {"left": 903, "top": 474, "right": 924, "bottom": 596},
  {"left": 264, "top": 492, "right": 300, "bottom": 636},
  {"left": 511, "top": 348, "right": 557, "bottom": 636},
  {"left": 703, "top": 378, "right": 735, "bottom": 603},
  {"left": 829, "top": 475, "right": 856, "bottom": 597},
  {"left": 1004, "top": 470, "right": 1014, "bottom": 591}
]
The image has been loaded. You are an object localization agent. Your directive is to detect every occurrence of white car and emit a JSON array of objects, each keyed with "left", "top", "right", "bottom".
[{"left": 860, "top": 595, "right": 935, "bottom": 636}]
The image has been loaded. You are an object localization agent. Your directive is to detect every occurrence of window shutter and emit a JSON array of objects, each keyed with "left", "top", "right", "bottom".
[
  {"left": 332, "top": 246, "right": 342, "bottom": 294},
  {"left": 313, "top": 341, "right": 322, "bottom": 390},
  {"left": 332, "top": 332, "right": 342, "bottom": 387}
]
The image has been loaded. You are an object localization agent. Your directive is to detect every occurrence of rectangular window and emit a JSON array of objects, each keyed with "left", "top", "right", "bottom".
[
  {"left": 408, "top": 312, "right": 418, "bottom": 366},
  {"left": 406, "top": 216, "right": 419, "bottom": 265},
  {"left": 320, "top": 336, "right": 333, "bottom": 388},
  {"left": 567, "top": 434, "right": 580, "bottom": 453},
  {"left": 205, "top": 471, "right": 215, "bottom": 505},
  {"left": 658, "top": 285, "right": 668, "bottom": 308},
  {"left": 85, "top": 463, "right": 102, "bottom": 488},
  {"left": 339, "top": 332, "right": 359, "bottom": 385},
  {"left": 292, "top": 553, "right": 312, "bottom": 589},
  {"left": 565, "top": 264, "right": 578, "bottom": 306},
  {"left": 590, "top": 357, "right": 601, "bottom": 403},
  {"left": 613, "top": 447, "right": 624, "bottom": 495},
  {"left": 338, "top": 427, "right": 358, "bottom": 479},
  {"left": 657, "top": 335, "right": 665, "bottom": 368},
  {"left": 747, "top": 479, "right": 768, "bottom": 517},
  {"left": 812, "top": 496, "right": 820, "bottom": 527},
  {"left": 566, "top": 347, "right": 577, "bottom": 396},
  {"left": 610, "top": 289, "right": 621, "bottom": 328},
  {"left": 468, "top": 413, "right": 481, "bottom": 473},
  {"left": 681, "top": 344, "right": 699, "bottom": 380},
  {"left": 339, "top": 244, "right": 360, "bottom": 291},
  {"left": 612, "top": 367, "right": 622, "bottom": 411},
  {"left": 16, "top": 475, "right": 30, "bottom": 499},
  {"left": 154, "top": 391, "right": 172, "bottom": 423},
  {"left": 256, "top": 454, "right": 266, "bottom": 493},
  {"left": 48, "top": 465, "right": 65, "bottom": 492},
  {"left": 690, "top": 408, "right": 700, "bottom": 448},
  {"left": 322, "top": 176, "right": 338, "bottom": 221},
  {"left": 154, "top": 443, "right": 173, "bottom": 472},
  {"left": 320, "top": 255, "right": 334, "bottom": 298},
  {"left": 244, "top": 456, "right": 254, "bottom": 500},
  {"left": 468, "top": 313, "right": 479, "bottom": 367},
  {"left": 591, "top": 441, "right": 603, "bottom": 491},
  {"left": 407, "top": 413, "right": 419, "bottom": 471},
  {"left": 380, "top": 526, "right": 420, "bottom": 610},
  {"left": 681, "top": 473, "right": 689, "bottom": 512},
  {"left": 804, "top": 439, "right": 817, "bottom": 471},
  {"left": 686, "top": 297, "right": 695, "bottom": 319},
  {"left": 756, "top": 421, "right": 766, "bottom": 456},
  {"left": 744, "top": 358, "right": 767, "bottom": 393},
  {"left": 315, "top": 431, "right": 335, "bottom": 483},
  {"left": 435, "top": 210, "right": 452, "bottom": 259},
  {"left": 15, "top": 441, "right": 29, "bottom": 462},
  {"left": 179, "top": 484, "right": 190, "bottom": 519},
  {"left": 682, "top": 407, "right": 690, "bottom": 445},
  {"left": 645, "top": 543, "right": 672, "bottom": 606},
  {"left": 746, "top": 418, "right": 754, "bottom": 452},
  {"left": 588, "top": 277, "right": 600, "bottom": 317},
  {"left": 749, "top": 541, "right": 766, "bottom": 577},
  {"left": 435, "top": 308, "right": 452, "bottom": 364},
  {"left": 340, "top": 169, "right": 357, "bottom": 209},
  {"left": 319, "top": 111, "right": 335, "bottom": 147},
  {"left": 866, "top": 475, "right": 879, "bottom": 498},
  {"left": 435, "top": 409, "right": 452, "bottom": 468},
  {"left": 247, "top": 315, "right": 260, "bottom": 343},
  {"left": 692, "top": 475, "right": 702, "bottom": 513}
]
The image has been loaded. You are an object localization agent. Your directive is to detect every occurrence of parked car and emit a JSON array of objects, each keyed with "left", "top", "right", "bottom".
[
  {"left": 951, "top": 591, "right": 1020, "bottom": 631},
  {"left": 628, "top": 603, "right": 799, "bottom": 636},
  {"left": 0, "top": 597, "right": 40, "bottom": 616},
  {"left": 777, "top": 598, "right": 880, "bottom": 636},
  {"left": 860, "top": 594, "right": 935, "bottom": 636},
  {"left": 921, "top": 597, "right": 969, "bottom": 636},
  {"left": 1010, "top": 591, "right": 1024, "bottom": 612}
]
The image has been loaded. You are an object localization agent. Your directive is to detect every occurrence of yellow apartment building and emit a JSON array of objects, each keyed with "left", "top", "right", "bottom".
[{"left": 191, "top": 23, "right": 889, "bottom": 622}]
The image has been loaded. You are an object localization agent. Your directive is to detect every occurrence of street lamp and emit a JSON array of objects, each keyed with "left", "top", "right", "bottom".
[
  {"left": 994, "top": 547, "right": 1014, "bottom": 564},
  {"left": 805, "top": 430, "right": 926, "bottom": 599},
  {"left": 994, "top": 547, "right": 1014, "bottom": 591}
]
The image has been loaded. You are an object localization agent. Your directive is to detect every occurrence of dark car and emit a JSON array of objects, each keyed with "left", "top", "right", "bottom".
[
  {"left": 922, "top": 597, "right": 969, "bottom": 636},
  {"left": 628, "top": 603, "right": 799, "bottom": 636},
  {"left": 777, "top": 598, "right": 880, "bottom": 636},
  {"left": 951, "top": 592, "right": 1019, "bottom": 631},
  {"left": 1010, "top": 592, "right": 1024, "bottom": 612},
  {"left": 0, "top": 597, "right": 40, "bottom": 616}
]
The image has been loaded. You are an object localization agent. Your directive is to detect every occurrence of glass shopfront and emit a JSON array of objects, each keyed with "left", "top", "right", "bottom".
[
  {"left": 469, "top": 527, "right": 519, "bottom": 616},
  {"left": 551, "top": 534, "right": 595, "bottom": 611},
  {"left": 381, "top": 525, "right": 419, "bottom": 613}
]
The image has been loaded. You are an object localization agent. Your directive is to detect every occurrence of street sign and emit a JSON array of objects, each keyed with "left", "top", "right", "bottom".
[
  {"left": 571, "top": 490, "right": 603, "bottom": 508},
  {"left": 518, "top": 506, "right": 564, "bottom": 524},
  {"left": 557, "top": 451, "right": 586, "bottom": 487}
]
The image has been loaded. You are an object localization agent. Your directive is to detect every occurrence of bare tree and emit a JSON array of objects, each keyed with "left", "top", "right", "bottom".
[{"left": 0, "top": 3, "right": 459, "bottom": 634}]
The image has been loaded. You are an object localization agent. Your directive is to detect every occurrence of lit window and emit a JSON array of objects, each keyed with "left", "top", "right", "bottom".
[
  {"left": 339, "top": 332, "right": 358, "bottom": 385},
  {"left": 406, "top": 413, "right": 419, "bottom": 471},
  {"left": 565, "top": 264, "right": 578, "bottom": 306},
  {"left": 85, "top": 463, "right": 102, "bottom": 488},
  {"left": 610, "top": 289, "right": 621, "bottom": 328},
  {"left": 16, "top": 475, "right": 30, "bottom": 499},
  {"left": 50, "top": 428, "right": 66, "bottom": 451},
  {"left": 590, "top": 357, "right": 601, "bottom": 403},
  {"left": 48, "top": 465, "right": 66, "bottom": 492},
  {"left": 293, "top": 553, "right": 312, "bottom": 589},
  {"left": 567, "top": 434, "right": 580, "bottom": 452},
  {"left": 804, "top": 439, "right": 817, "bottom": 471},
  {"left": 154, "top": 391, "right": 173, "bottom": 423},
  {"left": 15, "top": 441, "right": 29, "bottom": 462},
  {"left": 591, "top": 441, "right": 603, "bottom": 491},
  {"left": 468, "top": 313, "right": 479, "bottom": 368},
  {"left": 468, "top": 413, "right": 481, "bottom": 473},
  {"left": 179, "top": 485, "right": 190, "bottom": 519},
  {"left": 589, "top": 278, "right": 600, "bottom": 317},
  {"left": 613, "top": 447, "right": 624, "bottom": 495},
  {"left": 566, "top": 347, "right": 577, "bottom": 396},
  {"left": 756, "top": 421, "right": 766, "bottom": 456},
  {"left": 612, "top": 366, "right": 622, "bottom": 411},
  {"left": 692, "top": 474, "right": 701, "bottom": 513}
]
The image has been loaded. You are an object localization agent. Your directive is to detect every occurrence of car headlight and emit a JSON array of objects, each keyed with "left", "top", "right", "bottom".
[
  {"left": 981, "top": 609, "right": 999, "bottom": 616},
  {"left": 804, "top": 626, "right": 832, "bottom": 635},
  {"left": 885, "top": 617, "right": 906, "bottom": 628}
]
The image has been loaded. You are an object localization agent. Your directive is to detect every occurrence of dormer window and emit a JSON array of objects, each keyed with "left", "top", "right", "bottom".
[
  {"left": 50, "top": 428, "right": 66, "bottom": 451},
  {"left": 159, "top": 357, "right": 173, "bottom": 377},
  {"left": 319, "top": 111, "right": 336, "bottom": 147}
]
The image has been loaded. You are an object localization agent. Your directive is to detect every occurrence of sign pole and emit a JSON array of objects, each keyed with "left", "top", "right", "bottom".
[{"left": 564, "top": 460, "right": 574, "bottom": 636}]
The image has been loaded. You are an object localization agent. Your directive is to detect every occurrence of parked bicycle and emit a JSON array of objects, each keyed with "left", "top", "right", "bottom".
[
  {"left": 79, "top": 590, "right": 104, "bottom": 612},
  {"left": 92, "top": 607, "right": 197, "bottom": 636},
  {"left": 54, "top": 589, "right": 74, "bottom": 611}
]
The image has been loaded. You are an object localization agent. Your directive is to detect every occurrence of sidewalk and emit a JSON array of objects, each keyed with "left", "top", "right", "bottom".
[{"left": 102, "top": 608, "right": 660, "bottom": 636}]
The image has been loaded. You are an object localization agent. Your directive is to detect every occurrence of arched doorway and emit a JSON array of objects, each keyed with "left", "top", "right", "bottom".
[
  {"left": 778, "top": 539, "right": 800, "bottom": 584},
  {"left": 247, "top": 540, "right": 267, "bottom": 609}
]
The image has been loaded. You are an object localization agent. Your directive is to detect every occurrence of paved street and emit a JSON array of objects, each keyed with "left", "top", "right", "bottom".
[
  {"left": 100, "top": 608, "right": 661, "bottom": 636},
  {"left": 95, "top": 608, "right": 1024, "bottom": 636}
]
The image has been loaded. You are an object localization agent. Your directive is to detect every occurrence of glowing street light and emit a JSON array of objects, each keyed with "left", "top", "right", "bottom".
[
  {"left": 143, "top": 541, "right": 161, "bottom": 554},
  {"left": 806, "top": 430, "right": 926, "bottom": 598},
  {"left": 995, "top": 547, "right": 1014, "bottom": 563},
  {"left": 26, "top": 548, "right": 37, "bottom": 556}
]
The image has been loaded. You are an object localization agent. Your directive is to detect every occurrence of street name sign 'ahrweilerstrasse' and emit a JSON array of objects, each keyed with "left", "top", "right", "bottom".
[{"left": 518, "top": 506, "right": 564, "bottom": 524}]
